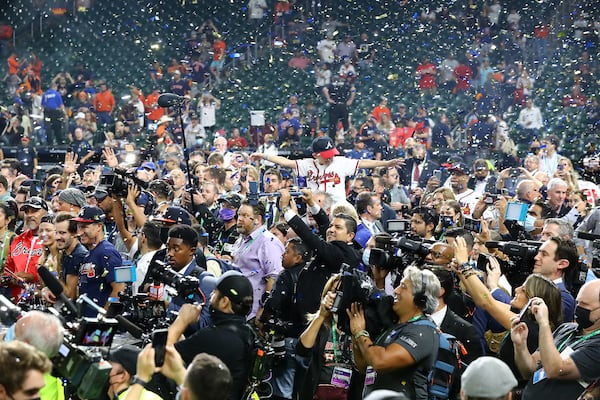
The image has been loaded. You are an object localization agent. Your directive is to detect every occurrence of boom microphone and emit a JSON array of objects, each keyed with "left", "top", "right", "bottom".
[
  {"left": 38, "top": 266, "right": 79, "bottom": 317},
  {"left": 157, "top": 93, "right": 186, "bottom": 108},
  {"left": 115, "top": 315, "right": 144, "bottom": 339}
]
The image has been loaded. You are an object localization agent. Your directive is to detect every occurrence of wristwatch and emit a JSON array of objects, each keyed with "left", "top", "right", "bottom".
[
  {"left": 131, "top": 375, "right": 148, "bottom": 388},
  {"left": 457, "top": 262, "right": 473, "bottom": 273}
]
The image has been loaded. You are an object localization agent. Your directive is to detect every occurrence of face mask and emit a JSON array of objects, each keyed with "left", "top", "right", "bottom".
[
  {"left": 575, "top": 305, "right": 595, "bottom": 329},
  {"left": 362, "top": 248, "right": 371, "bottom": 266},
  {"left": 524, "top": 214, "right": 537, "bottom": 232},
  {"left": 440, "top": 216, "right": 454, "bottom": 229},
  {"left": 219, "top": 208, "right": 236, "bottom": 222},
  {"left": 413, "top": 156, "right": 424, "bottom": 163},
  {"left": 4, "top": 324, "right": 15, "bottom": 342}
]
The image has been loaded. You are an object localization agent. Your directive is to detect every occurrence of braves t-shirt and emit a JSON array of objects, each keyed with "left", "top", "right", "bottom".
[{"left": 79, "top": 240, "right": 121, "bottom": 316}]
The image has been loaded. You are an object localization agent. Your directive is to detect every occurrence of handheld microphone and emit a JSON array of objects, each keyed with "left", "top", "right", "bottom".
[
  {"left": 157, "top": 93, "right": 186, "bottom": 108},
  {"left": 38, "top": 266, "right": 79, "bottom": 317}
]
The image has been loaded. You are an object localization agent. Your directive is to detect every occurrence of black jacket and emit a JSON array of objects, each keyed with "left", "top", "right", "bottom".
[
  {"left": 399, "top": 157, "right": 439, "bottom": 189},
  {"left": 440, "top": 308, "right": 484, "bottom": 365},
  {"left": 175, "top": 310, "right": 252, "bottom": 400},
  {"left": 287, "top": 214, "right": 361, "bottom": 316},
  {"left": 261, "top": 263, "right": 307, "bottom": 338}
]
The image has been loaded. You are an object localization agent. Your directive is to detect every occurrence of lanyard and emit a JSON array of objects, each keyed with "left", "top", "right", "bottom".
[
  {"left": 558, "top": 329, "right": 600, "bottom": 352},
  {"left": 331, "top": 320, "right": 339, "bottom": 362}
]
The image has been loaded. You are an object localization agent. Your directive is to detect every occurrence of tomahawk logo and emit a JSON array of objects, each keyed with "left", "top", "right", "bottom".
[{"left": 324, "top": 141, "right": 333, "bottom": 150}]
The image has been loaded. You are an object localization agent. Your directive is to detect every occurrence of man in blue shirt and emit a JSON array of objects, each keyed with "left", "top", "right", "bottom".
[
  {"left": 41, "top": 83, "right": 67, "bottom": 145},
  {"left": 71, "top": 206, "right": 124, "bottom": 316}
]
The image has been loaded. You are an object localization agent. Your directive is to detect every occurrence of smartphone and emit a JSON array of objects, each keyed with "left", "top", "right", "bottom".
[
  {"left": 518, "top": 298, "right": 533, "bottom": 320},
  {"left": 152, "top": 329, "right": 169, "bottom": 367},
  {"left": 433, "top": 170, "right": 442, "bottom": 180},
  {"left": 464, "top": 217, "right": 482, "bottom": 233}
]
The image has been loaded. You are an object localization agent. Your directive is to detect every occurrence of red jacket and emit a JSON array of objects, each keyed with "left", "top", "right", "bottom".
[{"left": 4, "top": 230, "right": 43, "bottom": 300}]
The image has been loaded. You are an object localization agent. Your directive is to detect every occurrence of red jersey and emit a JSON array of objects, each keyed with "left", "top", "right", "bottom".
[
  {"left": 416, "top": 63, "right": 436, "bottom": 89},
  {"left": 4, "top": 230, "right": 43, "bottom": 300},
  {"left": 454, "top": 64, "right": 473, "bottom": 90},
  {"left": 213, "top": 40, "right": 226, "bottom": 61}
]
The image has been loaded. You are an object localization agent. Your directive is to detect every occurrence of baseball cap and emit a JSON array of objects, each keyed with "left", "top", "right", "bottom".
[
  {"left": 461, "top": 357, "right": 517, "bottom": 397},
  {"left": 58, "top": 188, "right": 86, "bottom": 208},
  {"left": 447, "top": 162, "right": 469, "bottom": 175},
  {"left": 108, "top": 344, "right": 140, "bottom": 377},
  {"left": 90, "top": 189, "right": 109, "bottom": 202},
  {"left": 71, "top": 206, "right": 105, "bottom": 223},
  {"left": 20, "top": 196, "right": 48, "bottom": 212},
  {"left": 311, "top": 137, "right": 339, "bottom": 159},
  {"left": 74, "top": 112, "right": 86, "bottom": 120},
  {"left": 218, "top": 193, "right": 242, "bottom": 210},
  {"left": 140, "top": 161, "right": 158, "bottom": 171},
  {"left": 152, "top": 206, "right": 192, "bottom": 226},
  {"left": 216, "top": 271, "right": 253, "bottom": 305}
]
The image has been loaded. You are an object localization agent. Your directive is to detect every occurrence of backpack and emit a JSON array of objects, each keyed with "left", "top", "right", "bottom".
[
  {"left": 205, "top": 255, "right": 242, "bottom": 274},
  {"left": 413, "top": 319, "right": 467, "bottom": 400}
]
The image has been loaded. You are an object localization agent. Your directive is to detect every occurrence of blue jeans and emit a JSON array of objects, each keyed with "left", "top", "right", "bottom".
[{"left": 271, "top": 337, "right": 308, "bottom": 399}]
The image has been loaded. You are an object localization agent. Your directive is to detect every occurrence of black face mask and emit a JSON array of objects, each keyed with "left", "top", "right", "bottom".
[
  {"left": 575, "top": 305, "right": 595, "bottom": 329},
  {"left": 413, "top": 156, "right": 424, "bottom": 163}
]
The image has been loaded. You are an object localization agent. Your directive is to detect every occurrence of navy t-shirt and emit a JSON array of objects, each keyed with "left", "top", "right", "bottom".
[{"left": 78, "top": 240, "right": 121, "bottom": 316}]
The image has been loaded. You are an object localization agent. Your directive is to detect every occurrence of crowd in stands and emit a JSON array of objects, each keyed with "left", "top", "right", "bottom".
[{"left": 0, "top": 1, "right": 600, "bottom": 400}]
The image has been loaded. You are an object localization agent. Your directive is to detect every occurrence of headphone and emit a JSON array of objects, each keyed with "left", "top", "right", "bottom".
[{"left": 413, "top": 270, "right": 428, "bottom": 310}]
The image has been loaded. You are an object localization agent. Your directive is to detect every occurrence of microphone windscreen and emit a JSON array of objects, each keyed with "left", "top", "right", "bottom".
[
  {"left": 38, "top": 266, "right": 64, "bottom": 297},
  {"left": 157, "top": 93, "right": 183, "bottom": 108}
]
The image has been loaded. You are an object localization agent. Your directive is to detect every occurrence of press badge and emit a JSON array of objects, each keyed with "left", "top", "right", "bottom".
[
  {"left": 331, "top": 366, "right": 352, "bottom": 389},
  {"left": 364, "top": 366, "right": 376, "bottom": 386},
  {"left": 533, "top": 368, "right": 547, "bottom": 384}
]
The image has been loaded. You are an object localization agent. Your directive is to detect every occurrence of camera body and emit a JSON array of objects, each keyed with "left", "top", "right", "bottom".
[{"left": 330, "top": 264, "right": 397, "bottom": 337}]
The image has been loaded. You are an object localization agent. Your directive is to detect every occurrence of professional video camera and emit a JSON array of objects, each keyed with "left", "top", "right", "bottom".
[
  {"left": 52, "top": 317, "right": 117, "bottom": 399},
  {"left": 482, "top": 241, "right": 541, "bottom": 287},
  {"left": 368, "top": 226, "right": 432, "bottom": 271},
  {"left": 0, "top": 291, "right": 117, "bottom": 400},
  {"left": 109, "top": 262, "right": 168, "bottom": 333},
  {"left": 99, "top": 167, "right": 149, "bottom": 198},
  {"left": 148, "top": 260, "right": 201, "bottom": 301},
  {"left": 330, "top": 263, "right": 397, "bottom": 337}
]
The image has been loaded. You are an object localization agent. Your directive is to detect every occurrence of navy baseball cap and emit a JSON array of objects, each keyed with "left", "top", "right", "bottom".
[
  {"left": 311, "top": 137, "right": 339, "bottom": 158},
  {"left": 152, "top": 206, "right": 192, "bottom": 226},
  {"left": 71, "top": 206, "right": 105, "bottom": 223}
]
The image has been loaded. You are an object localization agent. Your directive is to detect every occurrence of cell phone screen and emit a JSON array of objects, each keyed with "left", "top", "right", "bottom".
[
  {"left": 518, "top": 298, "right": 533, "bottom": 320},
  {"left": 152, "top": 329, "right": 169, "bottom": 367}
]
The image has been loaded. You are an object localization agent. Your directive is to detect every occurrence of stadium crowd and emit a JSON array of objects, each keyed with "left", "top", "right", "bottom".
[{"left": 0, "top": 1, "right": 600, "bottom": 400}]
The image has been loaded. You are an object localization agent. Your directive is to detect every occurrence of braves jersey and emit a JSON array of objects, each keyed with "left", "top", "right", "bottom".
[{"left": 295, "top": 157, "right": 359, "bottom": 203}]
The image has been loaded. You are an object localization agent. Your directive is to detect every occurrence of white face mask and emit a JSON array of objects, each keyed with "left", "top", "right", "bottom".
[
  {"left": 362, "top": 248, "right": 371, "bottom": 266},
  {"left": 524, "top": 214, "right": 537, "bottom": 232}
]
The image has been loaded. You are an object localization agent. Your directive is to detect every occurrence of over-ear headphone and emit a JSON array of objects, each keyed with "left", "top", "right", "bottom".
[{"left": 413, "top": 270, "right": 428, "bottom": 310}]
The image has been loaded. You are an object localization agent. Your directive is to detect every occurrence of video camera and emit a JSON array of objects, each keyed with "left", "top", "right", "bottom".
[
  {"left": 148, "top": 260, "right": 201, "bottom": 301},
  {"left": 52, "top": 317, "right": 118, "bottom": 399},
  {"left": 369, "top": 230, "right": 432, "bottom": 272},
  {"left": 330, "top": 263, "right": 396, "bottom": 337},
  {"left": 0, "top": 292, "right": 118, "bottom": 400},
  {"left": 99, "top": 167, "right": 149, "bottom": 198},
  {"left": 482, "top": 241, "right": 541, "bottom": 287}
]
